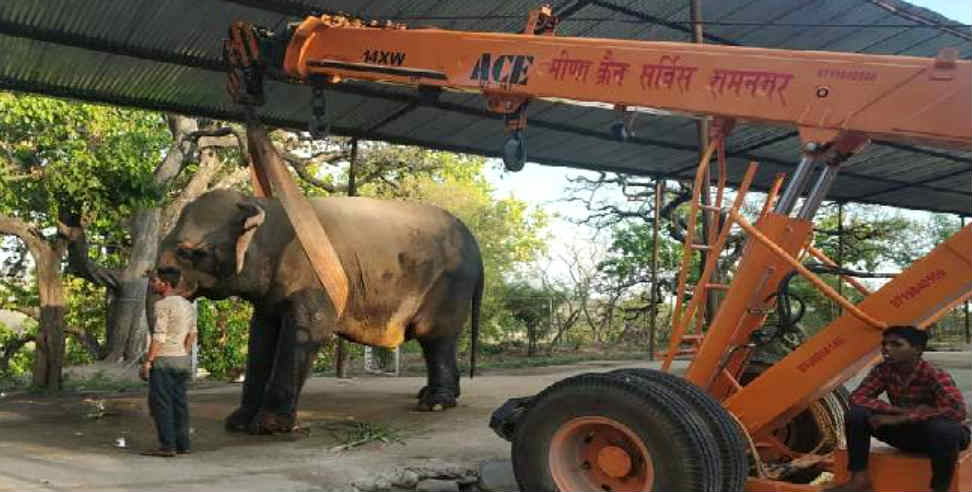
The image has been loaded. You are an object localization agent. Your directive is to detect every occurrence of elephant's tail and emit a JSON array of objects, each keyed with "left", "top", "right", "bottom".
[{"left": 469, "top": 268, "right": 483, "bottom": 378}]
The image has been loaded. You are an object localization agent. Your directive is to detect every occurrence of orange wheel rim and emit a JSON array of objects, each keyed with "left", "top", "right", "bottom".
[{"left": 549, "top": 416, "right": 654, "bottom": 492}]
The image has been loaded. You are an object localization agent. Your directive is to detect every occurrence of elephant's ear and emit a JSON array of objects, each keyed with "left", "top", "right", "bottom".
[{"left": 235, "top": 201, "right": 266, "bottom": 274}]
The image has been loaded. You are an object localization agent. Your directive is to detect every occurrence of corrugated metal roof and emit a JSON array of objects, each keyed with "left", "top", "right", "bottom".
[{"left": 0, "top": 0, "right": 969, "bottom": 215}]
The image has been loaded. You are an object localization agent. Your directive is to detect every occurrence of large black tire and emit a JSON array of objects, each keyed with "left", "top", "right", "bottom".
[
  {"left": 511, "top": 372, "right": 723, "bottom": 492},
  {"left": 609, "top": 368, "right": 749, "bottom": 492}
]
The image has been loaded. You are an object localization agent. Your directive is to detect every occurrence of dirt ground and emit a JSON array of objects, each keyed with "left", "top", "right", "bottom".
[{"left": 0, "top": 353, "right": 969, "bottom": 492}]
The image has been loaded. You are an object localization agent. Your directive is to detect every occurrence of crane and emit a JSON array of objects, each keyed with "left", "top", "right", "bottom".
[{"left": 222, "top": 5, "right": 971, "bottom": 491}]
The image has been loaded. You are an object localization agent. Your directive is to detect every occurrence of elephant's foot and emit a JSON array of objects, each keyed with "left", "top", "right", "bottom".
[
  {"left": 225, "top": 406, "right": 258, "bottom": 433},
  {"left": 417, "top": 385, "right": 460, "bottom": 400},
  {"left": 247, "top": 410, "right": 298, "bottom": 434},
  {"left": 417, "top": 387, "right": 458, "bottom": 412}
]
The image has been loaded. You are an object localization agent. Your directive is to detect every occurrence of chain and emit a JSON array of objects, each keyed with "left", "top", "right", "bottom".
[{"left": 309, "top": 85, "right": 329, "bottom": 140}]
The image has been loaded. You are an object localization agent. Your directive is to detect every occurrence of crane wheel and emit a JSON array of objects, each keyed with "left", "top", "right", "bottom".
[
  {"left": 609, "top": 368, "right": 749, "bottom": 491},
  {"left": 511, "top": 372, "right": 722, "bottom": 492},
  {"left": 741, "top": 362, "right": 849, "bottom": 458},
  {"left": 503, "top": 132, "right": 526, "bottom": 171}
]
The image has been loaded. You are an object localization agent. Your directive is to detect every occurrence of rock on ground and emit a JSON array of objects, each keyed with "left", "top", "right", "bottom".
[
  {"left": 478, "top": 460, "right": 518, "bottom": 492},
  {"left": 415, "top": 478, "right": 460, "bottom": 492}
]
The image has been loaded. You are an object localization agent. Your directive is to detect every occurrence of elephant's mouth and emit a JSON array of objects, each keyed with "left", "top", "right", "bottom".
[
  {"left": 178, "top": 278, "right": 201, "bottom": 300},
  {"left": 156, "top": 266, "right": 200, "bottom": 300}
]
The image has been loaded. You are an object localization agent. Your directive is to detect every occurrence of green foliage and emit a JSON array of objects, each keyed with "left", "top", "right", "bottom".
[
  {"left": 597, "top": 222, "right": 684, "bottom": 293},
  {"left": 196, "top": 298, "right": 251, "bottom": 379},
  {"left": 883, "top": 212, "right": 961, "bottom": 269},
  {"left": 0, "top": 92, "right": 169, "bottom": 229},
  {"left": 0, "top": 320, "right": 35, "bottom": 380},
  {"left": 502, "top": 281, "right": 562, "bottom": 351},
  {"left": 814, "top": 205, "right": 914, "bottom": 272},
  {"left": 503, "top": 282, "right": 556, "bottom": 330},
  {"left": 63, "top": 277, "right": 108, "bottom": 364},
  {"left": 0, "top": 92, "right": 175, "bottom": 384}
]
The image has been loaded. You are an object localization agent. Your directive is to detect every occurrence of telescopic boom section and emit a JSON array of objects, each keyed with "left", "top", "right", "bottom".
[{"left": 274, "top": 14, "right": 971, "bottom": 150}]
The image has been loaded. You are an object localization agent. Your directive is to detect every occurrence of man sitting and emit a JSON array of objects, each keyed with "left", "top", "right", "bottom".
[{"left": 829, "top": 325, "right": 970, "bottom": 491}]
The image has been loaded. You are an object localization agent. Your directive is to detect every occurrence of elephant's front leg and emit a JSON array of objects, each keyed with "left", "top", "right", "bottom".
[
  {"left": 226, "top": 309, "right": 280, "bottom": 432},
  {"left": 417, "top": 336, "right": 460, "bottom": 411},
  {"left": 252, "top": 313, "right": 321, "bottom": 434}
]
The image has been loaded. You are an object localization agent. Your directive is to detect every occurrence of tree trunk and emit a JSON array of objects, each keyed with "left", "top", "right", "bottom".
[
  {"left": 65, "top": 115, "right": 199, "bottom": 363},
  {"left": 103, "top": 210, "right": 158, "bottom": 362},
  {"left": 160, "top": 147, "right": 226, "bottom": 237},
  {"left": 32, "top": 246, "right": 67, "bottom": 392},
  {"left": 0, "top": 215, "right": 67, "bottom": 391},
  {"left": 527, "top": 323, "right": 537, "bottom": 357}
]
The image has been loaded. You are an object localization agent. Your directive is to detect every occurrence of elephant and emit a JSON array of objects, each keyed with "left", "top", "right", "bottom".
[{"left": 153, "top": 189, "right": 483, "bottom": 434}]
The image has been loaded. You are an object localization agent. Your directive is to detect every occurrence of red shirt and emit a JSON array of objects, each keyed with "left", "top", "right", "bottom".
[{"left": 851, "top": 359, "right": 969, "bottom": 426}]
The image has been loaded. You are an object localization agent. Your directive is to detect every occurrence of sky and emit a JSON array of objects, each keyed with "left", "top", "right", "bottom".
[{"left": 483, "top": 0, "right": 971, "bottom": 278}]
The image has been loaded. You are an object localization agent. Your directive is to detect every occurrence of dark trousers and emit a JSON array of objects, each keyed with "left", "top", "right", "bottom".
[
  {"left": 846, "top": 405, "right": 970, "bottom": 491},
  {"left": 148, "top": 366, "right": 191, "bottom": 452}
]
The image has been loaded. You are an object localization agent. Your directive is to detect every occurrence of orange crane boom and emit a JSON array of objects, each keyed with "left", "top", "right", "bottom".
[
  {"left": 223, "top": 7, "right": 971, "bottom": 492},
  {"left": 234, "top": 9, "right": 970, "bottom": 152}
]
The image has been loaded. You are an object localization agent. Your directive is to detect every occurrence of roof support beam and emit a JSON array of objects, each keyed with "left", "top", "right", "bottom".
[
  {"left": 0, "top": 20, "right": 223, "bottom": 71},
  {"left": 221, "top": 0, "right": 321, "bottom": 18},
  {"left": 853, "top": 166, "right": 972, "bottom": 201},
  {"left": 554, "top": 1, "right": 596, "bottom": 21},
  {"left": 588, "top": 0, "right": 740, "bottom": 45},
  {"left": 872, "top": 140, "right": 970, "bottom": 164},
  {"left": 864, "top": 0, "right": 971, "bottom": 41},
  {"left": 669, "top": 131, "right": 799, "bottom": 175},
  {"left": 362, "top": 101, "right": 420, "bottom": 133}
]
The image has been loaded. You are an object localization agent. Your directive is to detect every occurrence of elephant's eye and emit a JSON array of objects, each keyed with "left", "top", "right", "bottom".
[
  {"left": 176, "top": 247, "right": 193, "bottom": 261},
  {"left": 176, "top": 247, "right": 207, "bottom": 262}
]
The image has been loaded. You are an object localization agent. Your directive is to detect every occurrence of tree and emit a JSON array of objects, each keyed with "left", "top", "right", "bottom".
[
  {"left": 61, "top": 116, "right": 252, "bottom": 363},
  {"left": 0, "top": 92, "right": 171, "bottom": 388},
  {"left": 535, "top": 245, "right": 598, "bottom": 352},
  {"left": 564, "top": 173, "right": 733, "bottom": 329},
  {"left": 503, "top": 281, "right": 557, "bottom": 356},
  {"left": 1, "top": 98, "right": 552, "bottom": 385},
  {"left": 0, "top": 92, "right": 257, "bottom": 388}
]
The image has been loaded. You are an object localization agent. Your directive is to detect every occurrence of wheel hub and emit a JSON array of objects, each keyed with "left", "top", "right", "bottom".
[
  {"left": 549, "top": 416, "right": 654, "bottom": 492},
  {"left": 597, "top": 445, "right": 633, "bottom": 478}
]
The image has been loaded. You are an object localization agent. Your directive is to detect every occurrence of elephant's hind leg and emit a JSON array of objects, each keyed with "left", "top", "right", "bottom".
[{"left": 417, "top": 336, "right": 460, "bottom": 412}]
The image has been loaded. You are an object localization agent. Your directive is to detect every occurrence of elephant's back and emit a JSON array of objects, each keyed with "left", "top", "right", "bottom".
[{"left": 308, "top": 196, "right": 471, "bottom": 246}]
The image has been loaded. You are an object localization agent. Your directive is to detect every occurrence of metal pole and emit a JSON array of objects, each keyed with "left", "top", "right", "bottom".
[
  {"left": 690, "top": 0, "right": 716, "bottom": 326},
  {"left": 836, "top": 202, "right": 844, "bottom": 316},
  {"left": 336, "top": 138, "right": 358, "bottom": 379},
  {"left": 191, "top": 299, "right": 199, "bottom": 381},
  {"left": 797, "top": 164, "right": 840, "bottom": 220},
  {"left": 549, "top": 297, "right": 554, "bottom": 350},
  {"left": 649, "top": 178, "right": 662, "bottom": 361},
  {"left": 964, "top": 216, "right": 970, "bottom": 344},
  {"left": 348, "top": 138, "right": 358, "bottom": 196},
  {"left": 774, "top": 155, "right": 819, "bottom": 215}
]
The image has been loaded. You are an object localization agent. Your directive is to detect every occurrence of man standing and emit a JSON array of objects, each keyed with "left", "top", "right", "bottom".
[
  {"left": 829, "top": 325, "right": 970, "bottom": 491},
  {"left": 141, "top": 269, "right": 197, "bottom": 457}
]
